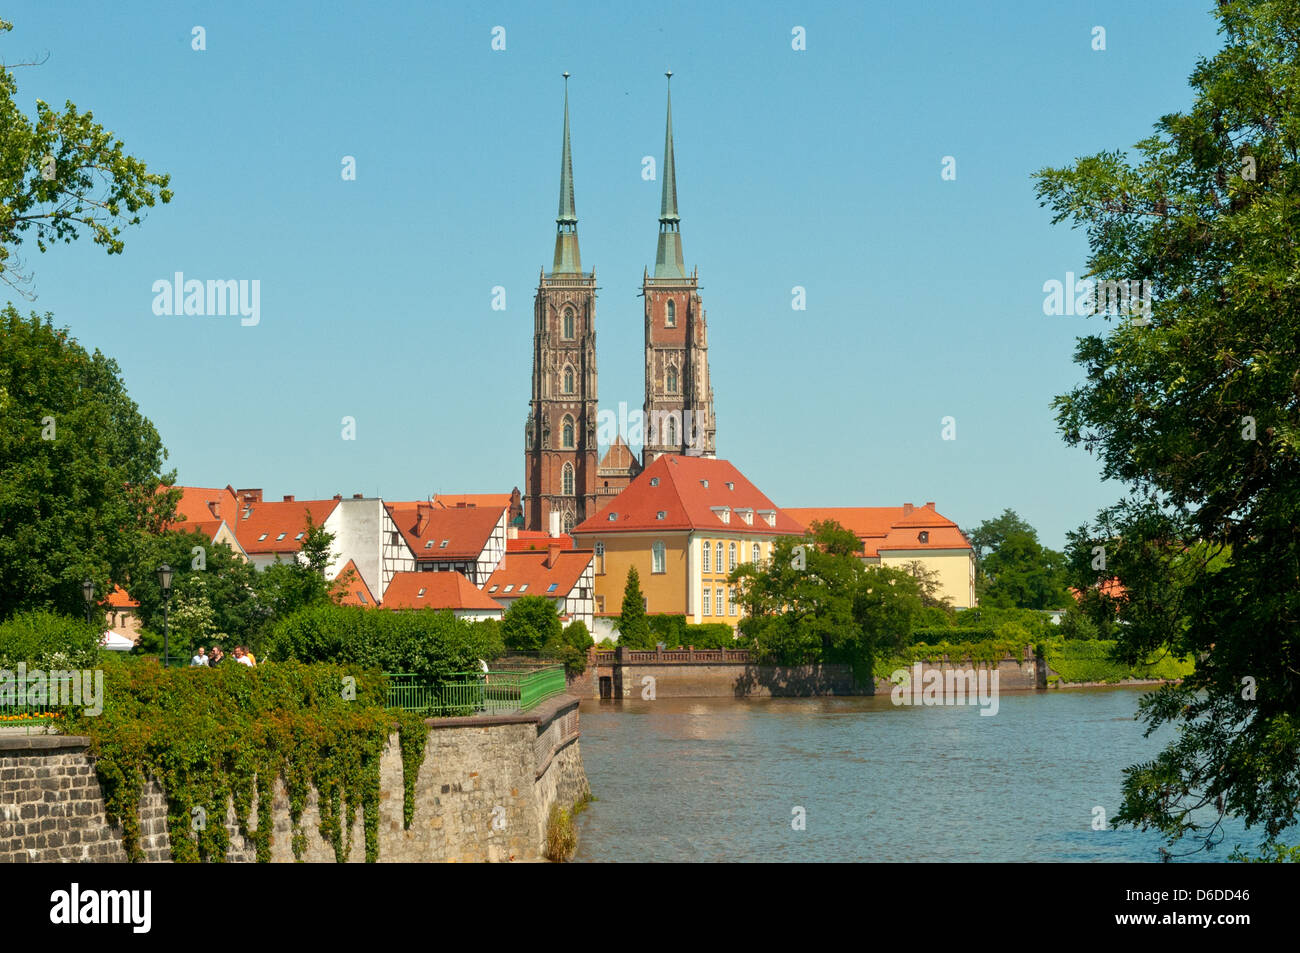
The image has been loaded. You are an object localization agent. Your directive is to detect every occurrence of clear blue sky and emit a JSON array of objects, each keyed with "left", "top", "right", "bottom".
[{"left": 3, "top": 1, "right": 1223, "bottom": 548}]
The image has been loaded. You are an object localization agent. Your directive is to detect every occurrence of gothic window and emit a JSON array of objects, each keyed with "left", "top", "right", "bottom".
[
  {"left": 562, "top": 416, "right": 575, "bottom": 449},
  {"left": 563, "top": 307, "right": 575, "bottom": 340},
  {"left": 562, "top": 462, "right": 575, "bottom": 495},
  {"left": 563, "top": 511, "right": 575, "bottom": 533},
  {"left": 652, "top": 540, "right": 666, "bottom": 574},
  {"left": 666, "top": 365, "right": 678, "bottom": 394},
  {"left": 667, "top": 416, "right": 677, "bottom": 445},
  {"left": 666, "top": 299, "right": 676, "bottom": 327},
  {"left": 563, "top": 366, "right": 575, "bottom": 394}
]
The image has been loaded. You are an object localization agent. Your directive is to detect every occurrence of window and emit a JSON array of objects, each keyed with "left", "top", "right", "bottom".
[
  {"left": 425, "top": 540, "right": 434, "bottom": 549},
  {"left": 440, "top": 539, "right": 449, "bottom": 549},
  {"left": 594, "top": 541, "right": 605, "bottom": 574},
  {"left": 547, "top": 583, "right": 559, "bottom": 593},
  {"left": 563, "top": 512, "right": 575, "bottom": 533},
  {"left": 296, "top": 532, "right": 304, "bottom": 541},
  {"left": 519, "top": 584, "right": 528, "bottom": 592},
  {"left": 563, "top": 307, "right": 575, "bottom": 339},
  {"left": 504, "top": 584, "right": 514, "bottom": 593},
  {"left": 919, "top": 531, "right": 930, "bottom": 544},
  {"left": 715, "top": 542, "right": 723, "bottom": 570},
  {"left": 652, "top": 540, "right": 666, "bottom": 574},
  {"left": 700, "top": 479, "right": 709, "bottom": 488},
  {"left": 752, "top": 543, "right": 761, "bottom": 564},
  {"left": 562, "top": 461, "right": 575, "bottom": 495},
  {"left": 417, "top": 587, "right": 427, "bottom": 597},
  {"left": 357, "top": 592, "right": 368, "bottom": 604},
  {"left": 258, "top": 533, "right": 268, "bottom": 542},
  {"left": 656, "top": 511, "right": 666, "bottom": 520},
  {"left": 608, "top": 512, "right": 617, "bottom": 521},
  {"left": 667, "top": 416, "right": 677, "bottom": 445},
  {"left": 666, "top": 366, "right": 678, "bottom": 394},
  {"left": 563, "top": 366, "right": 575, "bottom": 394},
  {"left": 702, "top": 587, "right": 711, "bottom": 616},
  {"left": 728, "top": 543, "right": 737, "bottom": 571},
  {"left": 489, "top": 585, "right": 499, "bottom": 593},
  {"left": 715, "top": 588, "right": 723, "bottom": 616},
  {"left": 276, "top": 533, "right": 286, "bottom": 541},
  {"left": 725, "top": 482, "right": 735, "bottom": 491},
  {"left": 702, "top": 540, "right": 711, "bottom": 573},
  {"left": 562, "top": 416, "right": 575, "bottom": 449},
  {"left": 649, "top": 477, "right": 659, "bottom": 487},
  {"left": 666, "top": 299, "right": 676, "bottom": 326},
  {"left": 728, "top": 587, "right": 737, "bottom": 616}
]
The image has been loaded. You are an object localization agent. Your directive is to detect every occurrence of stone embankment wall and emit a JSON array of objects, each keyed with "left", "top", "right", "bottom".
[
  {"left": 585, "top": 646, "right": 1045, "bottom": 699},
  {"left": 0, "top": 695, "right": 588, "bottom": 863}
]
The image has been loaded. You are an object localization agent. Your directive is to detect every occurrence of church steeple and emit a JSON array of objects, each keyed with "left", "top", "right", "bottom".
[
  {"left": 654, "top": 71, "right": 685, "bottom": 279},
  {"left": 553, "top": 72, "right": 582, "bottom": 274}
]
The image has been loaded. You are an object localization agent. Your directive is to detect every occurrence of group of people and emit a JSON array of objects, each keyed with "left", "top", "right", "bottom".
[{"left": 189, "top": 645, "right": 257, "bottom": 667}]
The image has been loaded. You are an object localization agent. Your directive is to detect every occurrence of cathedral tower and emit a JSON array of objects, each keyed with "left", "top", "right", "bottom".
[
  {"left": 524, "top": 75, "right": 599, "bottom": 533},
  {"left": 642, "top": 73, "right": 716, "bottom": 465}
]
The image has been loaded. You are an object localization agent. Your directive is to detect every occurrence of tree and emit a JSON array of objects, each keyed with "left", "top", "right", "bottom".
[
  {"left": 501, "top": 595, "right": 562, "bottom": 654},
  {"left": 1034, "top": 0, "right": 1300, "bottom": 854},
  {"left": 0, "top": 307, "right": 176, "bottom": 621},
  {"left": 966, "top": 510, "right": 1069, "bottom": 609},
  {"left": 900, "top": 560, "right": 951, "bottom": 610},
  {"left": 617, "top": 567, "right": 651, "bottom": 648},
  {"left": 253, "top": 515, "right": 335, "bottom": 626},
  {"left": 546, "top": 620, "right": 594, "bottom": 677},
  {"left": 0, "top": 18, "right": 172, "bottom": 294}
]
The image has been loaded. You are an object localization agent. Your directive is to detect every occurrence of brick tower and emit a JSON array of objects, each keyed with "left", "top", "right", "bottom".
[
  {"left": 524, "top": 74, "right": 599, "bottom": 533},
  {"left": 642, "top": 72, "right": 716, "bottom": 466}
]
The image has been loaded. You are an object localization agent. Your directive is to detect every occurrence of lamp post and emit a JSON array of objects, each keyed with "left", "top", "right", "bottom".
[
  {"left": 81, "top": 578, "right": 95, "bottom": 625},
  {"left": 156, "top": 564, "right": 173, "bottom": 667}
]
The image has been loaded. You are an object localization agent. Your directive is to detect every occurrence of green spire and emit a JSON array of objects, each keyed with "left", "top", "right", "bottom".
[
  {"left": 553, "top": 72, "right": 581, "bottom": 274},
  {"left": 654, "top": 71, "right": 685, "bottom": 279}
]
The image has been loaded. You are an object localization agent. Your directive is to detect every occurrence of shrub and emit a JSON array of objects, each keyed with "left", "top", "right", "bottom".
[
  {"left": 1042, "top": 638, "right": 1194, "bottom": 684},
  {"left": 546, "top": 620, "right": 594, "bottom": 677},
  {"left": 266, "top": 604, "right": 496, "bottom": 683},
  {"left": 543, "top": 802, "right": 577, "bottom": 862},
  {"left": 0, "top": 610, "right": 102, "bottom": 668}
]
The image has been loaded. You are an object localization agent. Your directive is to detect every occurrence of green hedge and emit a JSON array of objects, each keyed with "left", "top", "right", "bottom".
[
  {"left": 0, "top": 610, "right": 103, "bottom": 668},
  {"left": 61, "top": 660, "right": 427, "bottom": 863},
  {"left": 644, "top": 615, "right": 743, "bottom": 649},
  {"left": 1042, "top": 638, "right": 1195, "bottom": 684},
  {"left": 908, "top": 626, "right": 999, "bottom": 645},
  {"left": 874, "top": 638, "right": 1028, "bottom": 680},
  {"left": 266, "top": 604, "right": 498, "bottom": 684}
]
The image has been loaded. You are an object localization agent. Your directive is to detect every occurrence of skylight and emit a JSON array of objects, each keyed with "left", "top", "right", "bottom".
[
  {"left": 417, "top": 587, "right": 427, "bottom": 597},
  {"left": 519, "top": 583, "right": 528, "bottom": 592},
  {"left": 504, "top": 584, "right": 514, "bottom": 593},
  {"left": 488, "top": 585, "right": 498, "bottom": 593},
  {"left": 276, "top": 532, "right": 286, "bottom": 541},
  {"left": 357, "top": 592, "right": 368, "bottom": 604},
  {"left": 440, "top": 539, "right": 450, "bottom": 548},
  {"left": 258, "top": 533, "right": 268, "bottom": 541},
  {"left": 547, "top": 583, "right": 559, "bottom": 593},
  {"left": 295, "top": 532, "right": 304, "bottom": 540}
]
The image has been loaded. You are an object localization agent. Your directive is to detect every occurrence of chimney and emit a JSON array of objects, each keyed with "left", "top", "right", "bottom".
[
  {"left": 353, "top": 493, "right": 363, "bottom": 499},
  {"left": 333, "top": 494, "right": 343, "bottom": 501},
  {"left": 283, "top": 495, "right": 294, "bottom": 502},
  {"left": 924, "top": 501, "right": 935, "bottom": 510},
  {"left": 547, "top": 542, "right": 562, "bottom": 568},
  {"left": 415, "top": 504, "right": 431, "bottom": 536},
  {"left": 237, "top": 488, "right": 263, "bottom": 503},
  {"left": 903, "top": 502, "right": 914, "bottom": 516}
]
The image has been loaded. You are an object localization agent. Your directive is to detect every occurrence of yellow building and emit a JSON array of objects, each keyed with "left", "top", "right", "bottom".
[
  {"left": 572, "top": 455, "right": 805, "bottom": 629},
  {"left": 784, "top": 503, "right": 976, "bottom": 608}
]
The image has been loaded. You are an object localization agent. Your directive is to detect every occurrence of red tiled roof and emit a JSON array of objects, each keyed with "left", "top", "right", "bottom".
[
  {"left": 432, "top": 493, "right": 513, "bottom": 511},
  {"left": 333, "top": 559, "right": 377, "bottom": 607},
  {"left": 105, "top": 584, "right": 139, "bottom": 609},
  {"left": 484, "top": 550, "right": 592, "bottom": 600},
  {"left": 386, "top": 503, "right": 503, "bottom": 560},
  {"left": 166, "top": 485, "right": 239, "bottom": 531},
  {"left": 1071, "top": 578, "right": 1127, "bottom": 601},
  {"left": 506, "top": 532, "right": 574, "bottom": 552},
  {"left": 382, "top": 572, "right": 502, "bottom": 612},
  {"left": 233, "top": 499, "right": 339, "bottom": 554},
  {"left": 598, "top": 437, "right": 637, "bottom": 472},
  {"left": 572, "top": 456, "right": 803, "bottom": 536},
  {"left": 785, "top": 504, "right": 971, "bottom": 557}
]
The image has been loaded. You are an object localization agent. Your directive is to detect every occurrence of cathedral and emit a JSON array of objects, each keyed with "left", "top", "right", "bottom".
[{"left": 523, "top": 74, "right": 716, "bottom": 534}]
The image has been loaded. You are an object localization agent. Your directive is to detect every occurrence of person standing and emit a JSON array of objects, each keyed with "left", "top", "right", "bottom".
[{"left": 190, "top": 646, "right": 209, "bottom": 667}]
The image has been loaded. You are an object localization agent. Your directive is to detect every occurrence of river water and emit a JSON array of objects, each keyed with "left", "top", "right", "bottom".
[{"left": 572, "top": 687, "right": 1264, "bottom": 862}]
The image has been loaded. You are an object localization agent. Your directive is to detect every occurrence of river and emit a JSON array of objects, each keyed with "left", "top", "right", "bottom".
[{"left": 572, "top": 687, "right": 1265, "bottom": 862}]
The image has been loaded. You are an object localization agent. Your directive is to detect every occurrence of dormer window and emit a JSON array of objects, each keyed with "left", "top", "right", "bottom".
[
  {"left": 919, "top": 531, "right": 930, "bottom": 544},
  {"left": 711, "top": 506, "right": 730, "bottom": 524},
  {"left": 700, "top": 480, "right": 709, "bottom": 488},
  {"left": 736, "top": 508, "right": 753, "bottom": 525},
  {"left": 417, "top": 587, "right": 427, "bottom": 597},
  {"left": 650, "top": 477, "right": 659, "bottom": 487},
  {"left": 608, "top": 513, "right": 618, "bottom": 521},
  {"left": 759, "top": 510, "right": 776, "bottom": 527},
  {"left": 725, "top": 482, "right": 735, "bottom": 491},
  {"left": 656, "top": 511, "right": 666, "bottom": 520}
]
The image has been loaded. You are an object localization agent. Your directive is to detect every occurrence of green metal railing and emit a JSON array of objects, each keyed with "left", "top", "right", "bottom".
[
  {"left": 0, "top": 675, "right": 65, "bottom": 732},
  {"left": 385, "top": 664, "right": 565, "bottom": 717}
]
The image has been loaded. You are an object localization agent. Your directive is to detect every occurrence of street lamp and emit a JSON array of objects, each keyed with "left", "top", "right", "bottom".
[
  {"left": 81, "top": 578, "right": 95, "bottom": 625},
  {"left": 156, "top": 564, "right": 173, "bottom": 667}
]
